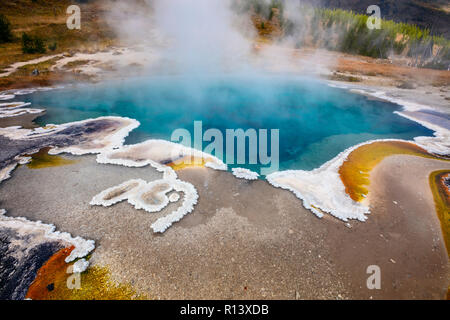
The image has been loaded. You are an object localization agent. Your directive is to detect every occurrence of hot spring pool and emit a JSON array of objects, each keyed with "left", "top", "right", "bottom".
[{"left": 23, "top": 74, "right": 433, "bottom": 173}]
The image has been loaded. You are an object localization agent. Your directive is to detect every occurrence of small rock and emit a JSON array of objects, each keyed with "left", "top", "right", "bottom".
[{"left": 397, "top": 81, "right": 416, "bottom": 89}]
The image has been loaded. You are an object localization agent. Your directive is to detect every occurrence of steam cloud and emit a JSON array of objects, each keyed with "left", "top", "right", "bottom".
[
  {"left": 105, "top": 0, "right": 255, "bottom": 75},
  {"left": 153, "top": 0, "right": 253, "bottom": 73}
]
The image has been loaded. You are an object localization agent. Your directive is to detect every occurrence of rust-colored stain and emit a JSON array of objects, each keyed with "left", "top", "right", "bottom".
[
  {"left": 338, "top": 141, "right": 440, "bottom": 202},
  {"left": 26, "top": 246, "right": 74, "bottom": 300},
  {"left": 26, "top": 246, "right": 147, "bottom": 300},
  {"left": 429, "top": 170, "right": 450, "bottom": 257},
  {"left": 26, "top": 147, "right": 77, "bottom": 169}
]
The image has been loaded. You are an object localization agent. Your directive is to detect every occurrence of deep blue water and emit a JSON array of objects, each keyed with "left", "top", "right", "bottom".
[{"left": 22, "top": 74, "right": 433, "bottom": 173}]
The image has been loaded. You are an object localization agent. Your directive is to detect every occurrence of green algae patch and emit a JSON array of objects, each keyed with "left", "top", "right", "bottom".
[
  {"left": 26, "top": 147, "right": 77, "bottom": 169},
  {"left": 429, "top": 170, "right": 450, "bottom": 256}
]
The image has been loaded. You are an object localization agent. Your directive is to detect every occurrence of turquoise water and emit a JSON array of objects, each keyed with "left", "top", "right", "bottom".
[{"left": 24, "top": 74, "right": 433, "bottom": 172}]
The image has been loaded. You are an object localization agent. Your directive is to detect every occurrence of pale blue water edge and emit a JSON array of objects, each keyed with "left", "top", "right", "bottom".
[{"left": 22, "top": 74, "right": 433, "bottom": 173}]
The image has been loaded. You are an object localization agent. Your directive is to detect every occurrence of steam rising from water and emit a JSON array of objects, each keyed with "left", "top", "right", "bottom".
[
  {"left": 153, "top": 0, "right": 253, "bottom": 74},
  {"left": 105, "top": 0, "right": 254, "bottom": 75},
  {"left": 103, "top": 0, "right": 336, "bottom": 76}
]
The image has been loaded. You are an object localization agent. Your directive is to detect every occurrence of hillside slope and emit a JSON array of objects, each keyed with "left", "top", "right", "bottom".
[{"left": 305, "top": 0, "right": 450, "bottom": 38}]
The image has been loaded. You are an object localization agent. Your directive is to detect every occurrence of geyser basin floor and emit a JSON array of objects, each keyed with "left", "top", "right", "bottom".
[{"left": 0, "top": 154, "right": 447, "bottom": 299}]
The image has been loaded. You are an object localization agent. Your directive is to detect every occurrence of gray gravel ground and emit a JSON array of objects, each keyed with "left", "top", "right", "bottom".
[{"left": 0, "top": 153, "right": 448, "bottom": 299}]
